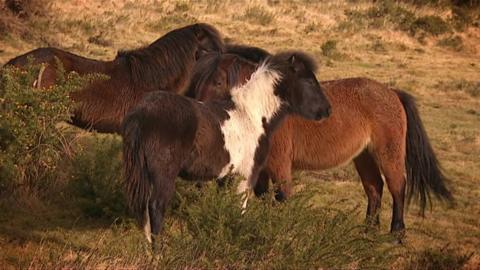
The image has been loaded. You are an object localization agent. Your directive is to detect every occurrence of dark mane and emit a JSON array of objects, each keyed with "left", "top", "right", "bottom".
[
  {"left": 226, "top": 44, "right": 270, "bottom": 63},
  {"left": 116, "top": 23, "right": 223, "bottom": 90},
  {"left": 267, "top": 50, "right": 318, "bottom": 73},
  {"left": 185, "top": 52, "right": 252, "bottom": 98},
  {"left": 184, "top": 52, "right": 222, "bottom": 97}
]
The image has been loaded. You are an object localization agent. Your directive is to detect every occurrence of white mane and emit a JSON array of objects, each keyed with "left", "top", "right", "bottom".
[{"left": 219, "top": 62, "right": 284, "bottom": 184}]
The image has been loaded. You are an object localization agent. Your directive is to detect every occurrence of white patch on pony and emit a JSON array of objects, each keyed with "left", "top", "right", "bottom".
[
  {"left": 144, "top": 207, "right": 152, "bottom": 243},
  {"left": 218, "top": 63, "right": 283, "bottom": 191}
]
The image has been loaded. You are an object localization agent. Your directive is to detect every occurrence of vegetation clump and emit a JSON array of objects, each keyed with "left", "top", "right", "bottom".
[
  {"left": 0, "top": 61, "right": 90, "bottom": 195},
  {"left": 410, "top": 15, "right": 451, "bottom": 36},
  {"left": 242, "top": 5, "right": 276, "bottom": 26},
  {"left": 69, "top": 135, "right": 127, "bottom": 221}
]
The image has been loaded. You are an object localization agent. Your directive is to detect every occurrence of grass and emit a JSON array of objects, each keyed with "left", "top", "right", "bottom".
[
  {"left": 0, "top": 175, "right": 397, "bottom": 269},
  {"left": 410, "top": 15, "right": 451, "bottom": 36},
  {"left": 437, "top": 35, "right": 464, "bottom": 51},
  {"left": 436, "top": 79, "right": 480, "bottom": 97},
  {"left": 241, "top": 5, "right": 275, "bottom": 26},
  {"left": 0, "top": 0, "right": 479, "bottom": 269}
]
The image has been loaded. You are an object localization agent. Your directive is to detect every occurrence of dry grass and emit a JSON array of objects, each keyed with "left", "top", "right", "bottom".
[{"left": 0, "top": 0, "right": 479, "bottom": 269}]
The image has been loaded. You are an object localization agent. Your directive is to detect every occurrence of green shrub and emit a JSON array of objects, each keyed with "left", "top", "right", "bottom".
[
  {"left": 174, "top": 1, "right": 189, "bottom": 12},
  {"left": 153, "top": 181, "right": 395, "bottom": 269},
  {"left": 321, "top": 40, "right": 338, "bottom": 57},
  {"left": 451, "top": 6, "right": 475, "bottom": 31},
  {"left": 0, "top": 61, "right": 89, "bottom": 194},
  {"left": 437, "top": 35, "right": 464, "bottom": 51},
  {"left": 69, "top": 135, "right": 127, "bottom": 221},
  {"left": 410, "top": 15, "right": 451, "bottom": 35},
  {"left": 367, "top": 0, "right": 416, "bottom": 31},
  {"left": 242, "top": 5, "right": 275, "bottom": 26},
  {"left": 407, "top": 247, "right": 473, "bottom": 270}
]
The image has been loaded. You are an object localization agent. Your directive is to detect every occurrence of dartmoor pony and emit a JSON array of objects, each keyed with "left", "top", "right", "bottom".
[
  {"left": 122, "top": 51, "right": 331, "bottom": 244},
  {"left": 191, "top": 48, "right": 453, "bottom": 239},
  {"left": 4, "top": 23, "right": 224, "bottom": 133}
]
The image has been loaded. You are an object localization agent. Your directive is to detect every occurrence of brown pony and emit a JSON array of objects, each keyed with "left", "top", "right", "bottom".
[
  {"left": 191, "top": 47, "right": 453, "bottom": 239},
  {"left": 122, "top": 51, "right": 331, "bottom": 245},
  {"left": 4, "top": 23, "right": 224, "bottom": 133}
]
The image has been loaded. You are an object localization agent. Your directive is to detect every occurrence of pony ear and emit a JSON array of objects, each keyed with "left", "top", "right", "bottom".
[
  {"left": 289, "top": 54, "right": 305, "bottom": 73},
  {"left": 194, "top": 25, "right": 208, "bottom": 43},
  {"left": 195, "top": 48, "right": 208, "bottom": 60}
]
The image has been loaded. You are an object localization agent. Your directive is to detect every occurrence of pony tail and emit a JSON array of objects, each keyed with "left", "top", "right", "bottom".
[
  {"left": 395, "top": 90, "right": 453, "bottom": 215},
  {"left": 122, "top": 113, "right": 151, "bottom": 226}
]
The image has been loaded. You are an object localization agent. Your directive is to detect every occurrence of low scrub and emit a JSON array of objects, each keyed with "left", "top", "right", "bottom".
[
  {"left": 410, "top": 15, "right": 451, "bottom": 36},
  {"left": 242, "top": 5, "right": 275, "bottom": 26},
  {"left": 16, "top": 181, "right": 396, "bottom": 268},
  {"left": 437, "top": 35, "right": 464, "bottom": 51},
  {"left": 69, "top": 134, "right": 127, "bottom": 221},
  {"left": 436, "top": 79, "right": 480, "bottom": 97},
  {"left": 0, "top": 61, "right": 90, "bottom": 195},
  {"left": 156, "top": 182, "right": 395, "bottom": 269},
  {"left": 407, "top": 246, "right": 473, "bottom": 270},
  {"left": 341, "top": 0, "right": 474, "bottom": 37}
]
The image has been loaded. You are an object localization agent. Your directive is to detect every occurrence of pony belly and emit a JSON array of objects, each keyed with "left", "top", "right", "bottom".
[
  {"left": 293, "top": 137, "right": 371, "bottom": 171},
  {"left": 179, "top": 147, "right": 230, "bottom": 181}
]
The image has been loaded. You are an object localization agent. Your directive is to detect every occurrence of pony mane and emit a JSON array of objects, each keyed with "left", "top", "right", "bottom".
[
  {"left": 184, "top": 52, "right": 253, "bottom": 98},
  {"left": 268, "top": 50, "right": 318, "bottom": 73},
  {"left": 226, "top": 44, "right": 270, "bottom": 63},
  {"left": 116, "top": 23, "right": 223, "bottom": 90}
]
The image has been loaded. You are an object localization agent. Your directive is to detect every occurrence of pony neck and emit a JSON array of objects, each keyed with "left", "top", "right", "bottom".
[
  {"left": 116, "top": 33, "right": 196, "bottom": 91},
  {"left": 229, "top": 63, "right": 285, "bottom": 129}
]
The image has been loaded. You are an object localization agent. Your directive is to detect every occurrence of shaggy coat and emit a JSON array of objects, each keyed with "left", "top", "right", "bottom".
[
  {"left": 4, "top": 23, "right": 224, "bottom": 133},
  {"left": 122, "top": 51, "right": 331, "bottom": 243},
  {"left": 192, "top": 48, "right": 453, "bottom": 237}
]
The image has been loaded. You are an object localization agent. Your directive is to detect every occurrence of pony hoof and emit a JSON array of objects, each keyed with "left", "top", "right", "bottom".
[
  {"left": 391, "top": 230, "right": 406, "bottom": 245},
  {"left": 392, "top": 238, "right": 403, "bottom": 245},
  {"left": 274, "top": 190, "right": 287, "bottom": 202}
]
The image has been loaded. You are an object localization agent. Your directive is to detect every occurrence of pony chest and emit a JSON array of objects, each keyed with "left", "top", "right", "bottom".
[{"left": 218, "top": 112, "right": 265, "bottom": 179}]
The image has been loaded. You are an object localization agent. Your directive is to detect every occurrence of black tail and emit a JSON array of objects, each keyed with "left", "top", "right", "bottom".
[
  {"left": 122, "top": 113, "right": 151, "bottom": 225},
  {"left": 396, "top": 90, "right": 453, "bottom": 215}
]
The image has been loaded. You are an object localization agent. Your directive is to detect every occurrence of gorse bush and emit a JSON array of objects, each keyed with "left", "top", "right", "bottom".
[
  {"left": 407, "top": 246, "right": 473, "bottom": 270},
  {"left": 410, "top": 15, "right": 451, "bottom": 36},
  {"left": 69, "top": 134, "right": 127, "bottom": 221},
  {"left": 153, "top": 181, "right": 396, "bottom": 269},
  {"left": 367, "top": 0, "right": 416, "bottom": 31},
  {"left": 342, "top": 0, "right": 475, "bottom": 36},
  {"left": 0, "top": 61, "right": 90, "bottom": 194}
]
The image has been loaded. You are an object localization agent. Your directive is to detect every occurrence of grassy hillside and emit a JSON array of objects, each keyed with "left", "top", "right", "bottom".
[{"left": 1, "top": 0, "right": 479, "bottom": 269}]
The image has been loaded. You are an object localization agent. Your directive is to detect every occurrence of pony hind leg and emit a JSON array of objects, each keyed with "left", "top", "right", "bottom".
[
  {"left": 145, "top": 147, "right": 182, "bottom": 250},
  {"left": 353, "top": 150, "right": 384, "bottom": 228},
  {"left": 374, "top": 141, "right": 407, "bottom": 241}
]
